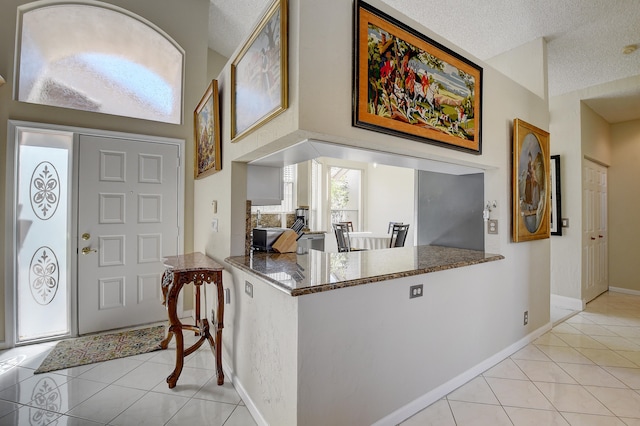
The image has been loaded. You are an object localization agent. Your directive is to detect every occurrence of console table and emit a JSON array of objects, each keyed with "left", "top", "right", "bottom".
[{"left": 160, "top": 252, "right": 224, "bottom": 388}]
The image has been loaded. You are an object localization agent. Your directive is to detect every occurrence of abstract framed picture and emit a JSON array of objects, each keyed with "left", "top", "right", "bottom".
[
  {"left": 231, "top": 0, "right": 288, "bottom": 142},
  {"left": 512, "top": 118, "right": 551, "bottom": 242},
  {"left": 194, "top": 79, "right": 221, "bottom": 179},
  {"left": 353, "top": 0, "right": 482, "bottom": 154},
  {"left": 550, "top": 155, "right": 562, "bottom": 236}
]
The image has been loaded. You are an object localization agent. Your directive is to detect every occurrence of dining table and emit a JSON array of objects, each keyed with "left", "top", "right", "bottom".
[{"left": 349, "top": 231, "right": 391, "bottom": 250}]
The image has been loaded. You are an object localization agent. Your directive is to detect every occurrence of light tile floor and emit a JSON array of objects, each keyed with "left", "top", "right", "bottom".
[
  {"left": 401, "top": 291, "right": 640, "bottom": 425},
  {"left": 3, "top": 291, "right": 639, "bottom": 425},
  {"left": 0, "top": 324, "right": 256, "bottom": 426}
]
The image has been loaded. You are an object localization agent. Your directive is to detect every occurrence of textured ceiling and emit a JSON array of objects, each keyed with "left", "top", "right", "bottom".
[{"left": 208, "top": 0, "right": 640, "bottom": 123}]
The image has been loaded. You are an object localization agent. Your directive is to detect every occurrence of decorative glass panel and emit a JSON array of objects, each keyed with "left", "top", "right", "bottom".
[
  {"left": 17, "top": 3, "right": 184, "bottom": 124},
  {"left": 16, "top": 130, "right": 73, "bottom": 342}
]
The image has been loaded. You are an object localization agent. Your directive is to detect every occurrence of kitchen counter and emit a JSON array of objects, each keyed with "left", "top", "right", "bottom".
[{"left": 225, "top": 245, "right": 504, "bottom": 296}]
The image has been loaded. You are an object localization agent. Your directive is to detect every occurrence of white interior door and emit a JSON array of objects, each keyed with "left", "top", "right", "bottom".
[
  {"left": 583, "top": 159, "right": 608, "bottom": 303},
  {"left": 78, "top": 134, "right": 180, "bottom": 334}
]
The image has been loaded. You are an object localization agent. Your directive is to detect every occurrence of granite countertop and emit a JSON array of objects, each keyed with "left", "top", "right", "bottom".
[{"left": 225, "top": 245, "right": 504, "bottom": 297}]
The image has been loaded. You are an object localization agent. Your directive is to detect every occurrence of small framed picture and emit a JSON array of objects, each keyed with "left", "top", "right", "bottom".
[{"left": 194, "top": 80, "right": 221, "bottom": 179}]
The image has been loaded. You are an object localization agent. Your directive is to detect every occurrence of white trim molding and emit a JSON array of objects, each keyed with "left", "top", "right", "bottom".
[
  {"left": 551, "top": 293, "right": 585, "bottom": 311},
  {"left": 609, "top": 286, "right": 640, "bottom": 297}
]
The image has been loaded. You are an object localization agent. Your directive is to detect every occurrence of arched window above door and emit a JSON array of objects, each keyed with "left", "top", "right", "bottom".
[{"left": 16, "top": 1, "right": 184, "bottom": 124}]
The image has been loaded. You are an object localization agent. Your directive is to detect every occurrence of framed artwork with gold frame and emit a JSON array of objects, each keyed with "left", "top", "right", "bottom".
[
  {"left": 230, "top": 0, "right": 288, "bottom": 142},
  {"left": 512, "top": 118, "right": 550, "bottom": 242},
  {"left": 194, "top": 79, "right": 221, "bottom": 179}
]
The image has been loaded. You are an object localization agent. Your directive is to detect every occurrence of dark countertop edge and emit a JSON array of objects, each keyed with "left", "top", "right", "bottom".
[{"left": 224, "top": 252, "right": 505, "bottom": 297}]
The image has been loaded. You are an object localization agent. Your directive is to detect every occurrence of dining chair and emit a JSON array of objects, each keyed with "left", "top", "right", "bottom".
[
  {"left": 387, "top": 221, "right": 403, "bottom": 233},
  {"left": 333, "top": 223, "right": 352, "bottom": 252},
  {"left": 389, "top": 223, "right": 410, "bottom": 247},
  {"left": 333, "top": 223, "right": 365, "bottom": 252},
  {"left": 339, "top": 221, "right": 354, "bottom": 232}
]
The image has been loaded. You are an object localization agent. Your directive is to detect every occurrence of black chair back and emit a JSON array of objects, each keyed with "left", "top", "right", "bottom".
[
  {"left": 387, "top": 221, "right": 403, "bottom": 233},
  {"left": 389, "top": 223, "right": 410, "bottom": 247},
  {"left": 338, "top": 221, "right": 354, "bottom": 232},
  {"left": 333, "top": 223, "right": 352, "bottom": 252}
]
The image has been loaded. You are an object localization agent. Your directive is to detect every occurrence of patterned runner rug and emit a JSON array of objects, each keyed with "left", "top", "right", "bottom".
[{"left": 34, "top": 325, "right": 165, "bottom": 374}]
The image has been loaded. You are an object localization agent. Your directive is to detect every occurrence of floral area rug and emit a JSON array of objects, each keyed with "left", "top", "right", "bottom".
[{"left": 34, "top": 325, "right": 165, "bottom": 374}]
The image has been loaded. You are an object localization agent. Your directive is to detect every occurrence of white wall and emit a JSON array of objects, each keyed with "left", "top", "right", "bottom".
[
  {"left": 609, "top": 119, "right": 640, "bottom": 292},
  {"left": 581, "top": 104, "right": 611, "bottom": 164},
  {"left": 487, "top": 38, "right": 548, "bottom": 101},
  {"left": 549, "top": 93, "right": 583, "bottom": 299},
  {"left": 365, "top": 163, "right": 415, "bottom": 239},
  {"left": 297, "top": 258, "right": 546, "bottom": 425},
  {"left": 226, "top": 269, "right": 299, "bottom": 425}
]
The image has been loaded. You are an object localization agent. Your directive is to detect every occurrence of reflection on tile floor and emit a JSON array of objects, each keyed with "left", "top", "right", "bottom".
[
  {"left": 401, "top": 291, "right": 640, "bottom": 426},
  {"left": 0, "top": 325, "right": 256, "bottom": 426}
]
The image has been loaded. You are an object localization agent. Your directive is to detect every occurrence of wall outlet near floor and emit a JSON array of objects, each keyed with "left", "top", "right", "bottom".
[
  {"left": 409, "top": 284, "right": 423, "bottom": 299},
  {"left": 524, "top": 310, "right": 529, "bottom": 325},
  {"left": 245, "top": 281, "right": 254, "bottom": 298}
]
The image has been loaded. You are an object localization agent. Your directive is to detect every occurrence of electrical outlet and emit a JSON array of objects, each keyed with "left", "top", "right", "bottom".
[
  {"left": 488, "top": 219, "right": 498, "bottom": 234},
  {"left": 245, "top": 281, "right": 253, "bottom": 298},
  {"left": 409, "top": 284, "right": 423, "bottom": 299},
  {"left": 524, "top": 310, "right": 529, "bottom": 325}
]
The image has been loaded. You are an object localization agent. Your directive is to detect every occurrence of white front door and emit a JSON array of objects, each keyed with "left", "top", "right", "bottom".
[
  {"left": 583, "top": 159, "right": 608, "bottom": 303},
  {"left": 77, "top": 134, "right": 180, "bottom": 334}
]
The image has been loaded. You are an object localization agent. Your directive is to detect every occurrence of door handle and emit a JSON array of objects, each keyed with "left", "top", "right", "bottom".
[
  {"left": 590, "top": 237, "right": 596, "bottom": 240},
  {"left": 81, "top": 247, "right": 97, "bottom": 255},
  {"left": 599, "top": 235, "right": 604, "bottom": 238}
]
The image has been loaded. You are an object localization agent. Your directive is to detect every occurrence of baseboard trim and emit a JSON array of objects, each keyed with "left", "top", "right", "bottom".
[
  {"left": 372, "top": 322, "right": 552, "bottom": 426},
  {"left": 222, "top": 360, "right": 268, "bottom": 426},
  {"left": 609, "top": 286, "right": 640, "bottom": 297},
  {"left": 551, "top": 293, "right": 585, "bottom": 311}
]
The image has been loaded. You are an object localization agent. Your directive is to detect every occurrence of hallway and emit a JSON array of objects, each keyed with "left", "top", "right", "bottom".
[{"left": 402, "top": 291, "right": 640, "bottom": 425}]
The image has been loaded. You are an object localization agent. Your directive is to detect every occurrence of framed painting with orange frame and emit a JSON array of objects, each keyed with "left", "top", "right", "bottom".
[{"left": 353, "top": 0, "right": 482, "bottom": 154}]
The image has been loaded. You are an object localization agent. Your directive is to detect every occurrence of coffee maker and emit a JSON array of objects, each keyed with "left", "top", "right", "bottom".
[{"left": 295, "top": 206, "right": 309, "bottom": 229}]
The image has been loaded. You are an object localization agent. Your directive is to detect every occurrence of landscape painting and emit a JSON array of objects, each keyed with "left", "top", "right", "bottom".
[{"left": 353, "top": 1, "right": 482, "bottom": 154}]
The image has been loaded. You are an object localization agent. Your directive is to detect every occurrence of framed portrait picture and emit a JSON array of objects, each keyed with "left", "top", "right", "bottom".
[
  {"left": 231, "top": 0, "right": 288, "bottom": 142},
  {"left": 353, "top": 0, "right": 482, "bottom": 154},
  {"left": 512, "top": 118, "right": 551, "bottom": 242},
  {"left": 550, "top": 155, "right": 562, "bottom": 236},
  {"left": 194, "top": 79, "right": 221, "bottom": 179}
]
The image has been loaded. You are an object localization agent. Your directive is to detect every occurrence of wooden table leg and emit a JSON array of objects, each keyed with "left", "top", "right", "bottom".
[
  {"left": 215, "top": 279, "right": 224, "bottom": 385},
  {"left": 164, "top": 271, "right": 185, "bottom": 389},
  {"left": 166, "top": 325, "right": 184, "bottom": 389}
]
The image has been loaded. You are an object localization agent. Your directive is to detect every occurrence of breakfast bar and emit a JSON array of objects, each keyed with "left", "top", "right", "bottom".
[{"left": 223, "top": 245, "right": 505, "bottom": 425}]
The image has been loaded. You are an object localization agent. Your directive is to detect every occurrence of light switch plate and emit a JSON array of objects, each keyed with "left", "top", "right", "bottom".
[{"left": 211, "top": 219, "right": 218, "bottom": 232}]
